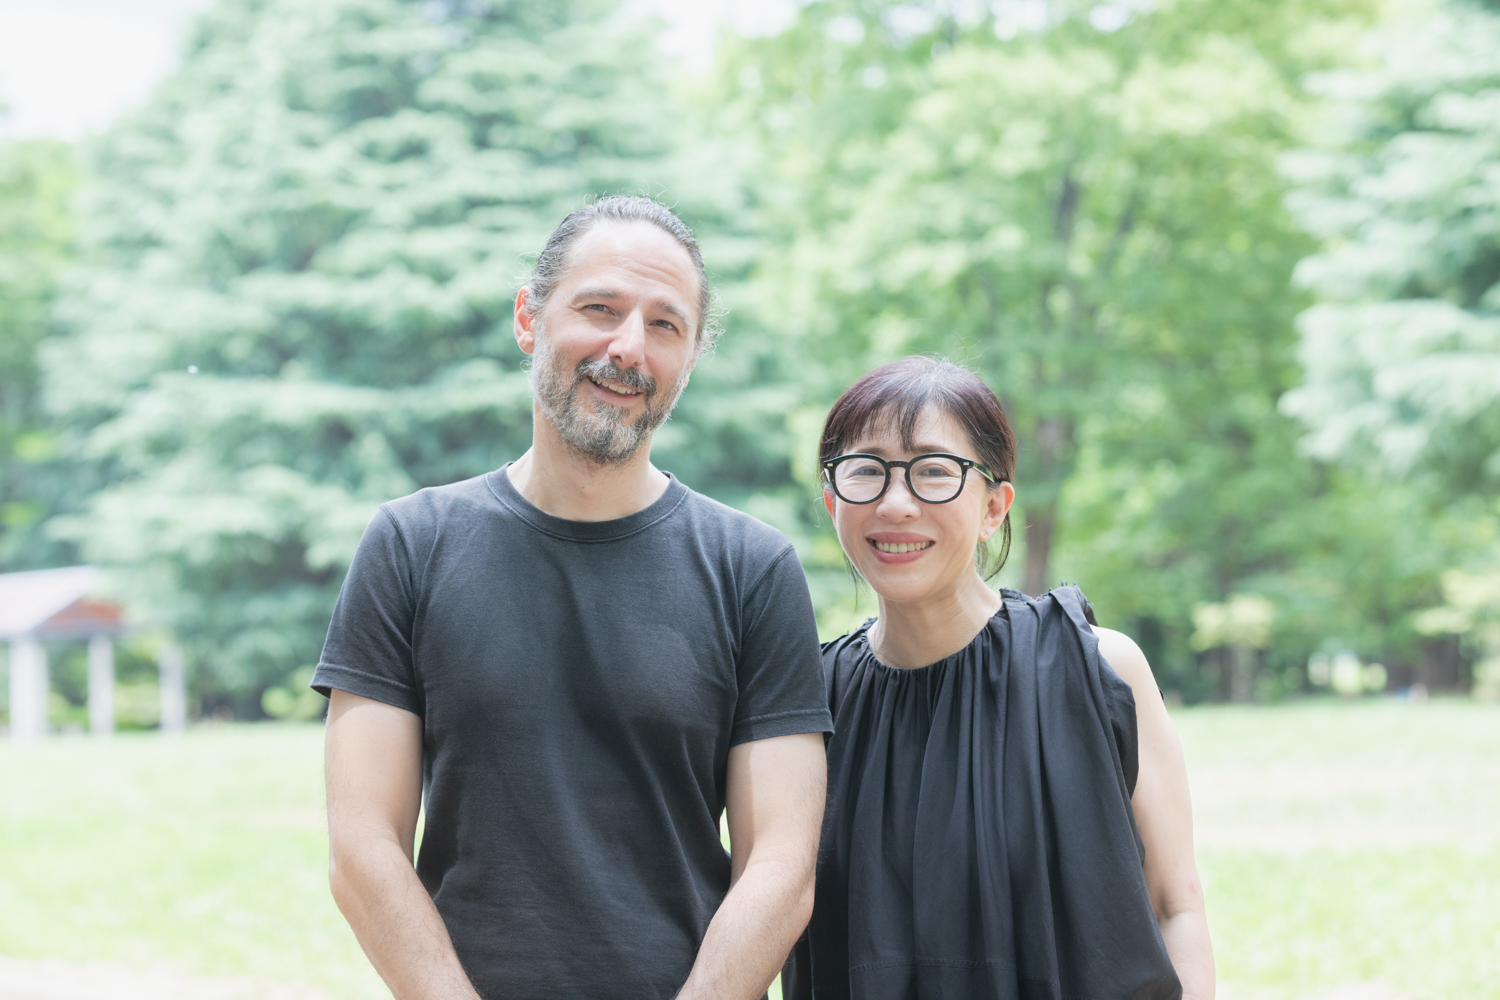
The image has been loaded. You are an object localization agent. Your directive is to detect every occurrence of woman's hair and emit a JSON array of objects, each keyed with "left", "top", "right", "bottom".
[{"left": 819, "top": 356, "right": 1017, "bottom": 579}]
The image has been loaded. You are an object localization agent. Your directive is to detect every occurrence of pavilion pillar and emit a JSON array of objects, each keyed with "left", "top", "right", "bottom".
[
  {"left": 159, "top": 643, "right": 186, "bottom": 733},
  {"left": 8, "top": 637, "right": 48, "bottom": 742},
  {"left": 88, "top": 635, "right": 115, "bottom": 735}
]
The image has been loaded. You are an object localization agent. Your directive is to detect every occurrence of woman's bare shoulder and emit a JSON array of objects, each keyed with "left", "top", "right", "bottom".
[{"left": 1090, "top": 626, "right": 1160, "bottom": 696}]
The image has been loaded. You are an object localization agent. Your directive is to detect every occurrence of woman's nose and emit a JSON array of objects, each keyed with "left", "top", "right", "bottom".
[{"left": 875, "top": 474, "right": 922, "bottom": 519}]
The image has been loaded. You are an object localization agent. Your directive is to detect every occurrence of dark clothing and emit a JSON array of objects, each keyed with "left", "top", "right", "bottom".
[
  {"left": 313, "top": 466, "right": 831, "bottom": 1000},
  {"left": 786, "top": 587, "right": 1180, "bottom": 1000}
]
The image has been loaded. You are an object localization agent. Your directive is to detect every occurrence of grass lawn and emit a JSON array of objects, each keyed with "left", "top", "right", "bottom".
[
  {"left": 0, "top": 724, "right": 383, "bottom": 998},
  {"left": 0, "top": 699, "right": 1497, "bottom": 998},
  {"left": 1178, "top": 699, "right": 1500, "bottom": 999}
]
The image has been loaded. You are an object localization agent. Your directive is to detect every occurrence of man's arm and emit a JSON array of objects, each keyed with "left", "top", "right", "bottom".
[
  {"left": 675, "top": 731, "right": 826, "bottom": 1000},
  {"left": 1095, "top": 628, "right": 1217, "bottom": 1000},
  {"left": 325, "top": 689, "right": 481, "bottom": 1000}
]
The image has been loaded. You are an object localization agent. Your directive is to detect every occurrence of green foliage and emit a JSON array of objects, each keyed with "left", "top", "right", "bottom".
[
  {"left": 1283, "top": 0, "right": 1500, "bottom": 492},
  {"left": 715, "top": 0, "right": 1456, "bottom": 696},
  {"left": 8, "top": 0, "right": 1488, "bottom": 701},
  {"left": 0, "top": 139, "right": 77, "bottom": 570},
  {"left": 719, "top": 0, "right": 1373, "bottom": 601},
  {"left": 261, "top": 667, "right": 327, "bottom": 721},
  {"left": 1273, "top": 0, "right": 1500, "bottom": 691},
  {"left": 46, "top": 0, "right": 692, "bottom": 701}
]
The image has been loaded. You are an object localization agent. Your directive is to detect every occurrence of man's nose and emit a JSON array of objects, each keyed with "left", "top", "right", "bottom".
[{"left": 607, "top": 309, "right": 648, "bottom": 370}]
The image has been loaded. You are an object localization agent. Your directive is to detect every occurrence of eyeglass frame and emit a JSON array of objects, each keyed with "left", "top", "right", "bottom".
[{"left": 821, "top": 452, "right": 999, "bottom": 505}]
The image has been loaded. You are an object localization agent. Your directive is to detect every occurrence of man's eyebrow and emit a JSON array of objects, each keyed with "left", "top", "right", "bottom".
[
  {"left": 568, "top": 289, "right": 692, "bottom": 325},
  {"left": 652, "top": 299, "right": 691, "bottom": 325},
  {"left": 569, "top": 287, "right": 622, "bottom": 303}
]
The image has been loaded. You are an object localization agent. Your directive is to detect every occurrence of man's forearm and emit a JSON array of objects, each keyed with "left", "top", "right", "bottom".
[
  {"left": 1161, "top": 911, "right": 1215, "bottom": 1000},
  {"left": 330, "top": 836, "right": 482, "bottom": 1000},
  {"left": 675, "top": 854, "right": 814, "bottom": 1000}
]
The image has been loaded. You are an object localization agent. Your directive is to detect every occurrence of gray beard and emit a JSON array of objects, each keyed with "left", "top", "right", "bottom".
[{"left": 527, "top": 332, "right": 690, "bottom": 466}]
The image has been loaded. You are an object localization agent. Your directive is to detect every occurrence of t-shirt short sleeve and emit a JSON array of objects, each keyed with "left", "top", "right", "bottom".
[
  {"left": 311, "top": 506, "right": 422, "bottom": 715},
  {"left": 730, "top": 545, "right": 833, "bottom": 745}
]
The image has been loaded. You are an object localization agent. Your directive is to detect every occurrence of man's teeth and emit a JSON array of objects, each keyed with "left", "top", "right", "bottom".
[
  {"left": 873, "top": 541, "right": 932, "bottom": 554},
  {"left": 590, "top": 376, "right": 640, "bottom": 397}
]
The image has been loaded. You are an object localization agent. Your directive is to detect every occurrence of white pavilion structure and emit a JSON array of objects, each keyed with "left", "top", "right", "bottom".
[{"left": 0, "top": 566, "right": 187, "bottom": 740}]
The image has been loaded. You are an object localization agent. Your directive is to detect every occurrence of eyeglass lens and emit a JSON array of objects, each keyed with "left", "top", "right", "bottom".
[{"left": 833, "top": 455, "right": 966, "bottom": 503}]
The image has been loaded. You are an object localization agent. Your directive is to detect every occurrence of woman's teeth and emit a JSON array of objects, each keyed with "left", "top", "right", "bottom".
[{"left": 873, "top": 541, "right": 933, "bottom": 554}]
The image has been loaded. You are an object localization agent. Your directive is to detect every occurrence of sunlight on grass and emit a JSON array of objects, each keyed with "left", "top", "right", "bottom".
[
  {"left": 0, "top": 724, "right": 383, "bottom": 998},
  {"left": 1176, "top": 699, "right": 1500, "bottom": 1000},
  {"left": 0, "top": 700, "right": 1496, "bottom": 999}
]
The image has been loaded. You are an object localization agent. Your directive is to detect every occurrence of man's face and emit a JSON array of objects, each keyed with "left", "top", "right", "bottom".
[{"left": 519, "top": 221, "right": 701, "bottom": 465}]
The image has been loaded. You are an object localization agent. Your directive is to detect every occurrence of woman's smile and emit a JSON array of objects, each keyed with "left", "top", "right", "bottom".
[{"left": 867, "top": 532, "right": 935, "bottom": 563}]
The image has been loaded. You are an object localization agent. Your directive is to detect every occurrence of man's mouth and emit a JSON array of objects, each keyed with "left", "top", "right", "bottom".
[
  {"left": 587, "top": 374, "right": 643, "bottom": 398},
  {"left": 871, "top": 540, "right": 934, "bottom": 554}
]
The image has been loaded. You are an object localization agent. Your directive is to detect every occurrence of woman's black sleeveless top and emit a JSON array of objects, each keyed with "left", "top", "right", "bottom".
[{"left": 784, "top": 587, "right": 1181, "bottom": 1000}]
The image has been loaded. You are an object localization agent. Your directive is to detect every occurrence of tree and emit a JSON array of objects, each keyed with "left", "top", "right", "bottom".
[
  {"left": 46, "top": 0, "right": 694, "bottom": 712},
  {"left": 722, "top": 0, "right": 1373, "bottom": 601},
  {"left": 1282, "top": 0, "right": 1500, "bottom": 493},
  {"left": 1279, "top": 0, "right": 1500, "bottom": 693},
  {"left": 0, "top": 138, "right": 76, "bottom": 571}
]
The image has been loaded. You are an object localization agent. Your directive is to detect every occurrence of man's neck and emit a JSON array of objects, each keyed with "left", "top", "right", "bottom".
[{"left": 506, "top": 405, "right": 670, "bottom": 522}]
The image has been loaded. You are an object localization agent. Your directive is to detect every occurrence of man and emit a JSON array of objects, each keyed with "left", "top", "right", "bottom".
[{"left": 314, "top": 196, "right": 831, "bottom": 1000}]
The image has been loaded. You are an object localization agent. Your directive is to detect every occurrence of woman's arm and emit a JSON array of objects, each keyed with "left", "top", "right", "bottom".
[{"left": 1093, "top": 627, "right": 1216, "bottom": 1000}]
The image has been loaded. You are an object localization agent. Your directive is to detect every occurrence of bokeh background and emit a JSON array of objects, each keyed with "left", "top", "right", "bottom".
[{"left": 0, "top": 0, "right": 1497, "bottom": 998}]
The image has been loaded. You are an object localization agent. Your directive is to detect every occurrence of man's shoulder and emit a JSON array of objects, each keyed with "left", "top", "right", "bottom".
[
  {"left": 379, "top": 470, "right": 502, "bottom": 530},
  {"left": 674, "top": 483, "right": 797, "bottom": 562}
]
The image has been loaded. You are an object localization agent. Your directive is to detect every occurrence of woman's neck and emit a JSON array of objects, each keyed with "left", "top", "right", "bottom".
[{"left": 868, "top": 571, "right": 1003, "bottom": 670}]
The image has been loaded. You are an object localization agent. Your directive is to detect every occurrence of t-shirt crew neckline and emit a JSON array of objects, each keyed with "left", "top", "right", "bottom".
[{"left": 485, "top": 462, "right": 691, "bottom": 543}]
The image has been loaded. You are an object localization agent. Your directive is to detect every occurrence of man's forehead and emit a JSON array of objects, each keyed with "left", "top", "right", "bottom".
[{"left": 568, "top": 223, "right": 694, "bottom": 279}]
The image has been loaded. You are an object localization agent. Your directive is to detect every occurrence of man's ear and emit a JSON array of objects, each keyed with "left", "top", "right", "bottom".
[{"left": 514, "top": 287, "right": 538, "bottom": 355}]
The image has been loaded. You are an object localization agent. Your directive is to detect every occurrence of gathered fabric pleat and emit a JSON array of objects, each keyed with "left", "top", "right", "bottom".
[{"left": 786, "top": 586, "right": 1181, "bottom": 1000}]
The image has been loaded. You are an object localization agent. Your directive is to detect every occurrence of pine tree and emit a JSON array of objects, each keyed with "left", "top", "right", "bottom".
[{"left": 47, "top": 0, "right": 692, "bottom": 710}]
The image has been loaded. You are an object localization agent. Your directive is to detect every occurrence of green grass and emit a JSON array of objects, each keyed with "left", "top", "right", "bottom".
[
  {"left": 1176, "top": 698, "right": 1500, "bottom": 999},
  {"left": 1, "top": 700, "right": 1496, "bottom": 998},
  {"left": 0, "top": 724, "right": 383, "bottom": 998}
]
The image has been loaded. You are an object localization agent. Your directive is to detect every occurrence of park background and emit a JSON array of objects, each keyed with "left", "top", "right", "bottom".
[{"left": 0, "top": 0, "right": 1497, "bottom": 997}]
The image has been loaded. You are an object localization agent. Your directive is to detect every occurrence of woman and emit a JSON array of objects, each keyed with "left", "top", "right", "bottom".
[{"left": 786, "top": 357, "right": 1214, "bottom": 1000}]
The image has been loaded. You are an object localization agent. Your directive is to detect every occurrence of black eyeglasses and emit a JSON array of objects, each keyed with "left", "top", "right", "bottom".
[{"left": 822, "top": 452, "right": 997, "bottom": 505}]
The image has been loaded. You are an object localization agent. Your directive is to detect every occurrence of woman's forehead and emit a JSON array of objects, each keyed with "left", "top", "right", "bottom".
[{"left": 847, "top": 405, "right": 970, "bottom": 454}]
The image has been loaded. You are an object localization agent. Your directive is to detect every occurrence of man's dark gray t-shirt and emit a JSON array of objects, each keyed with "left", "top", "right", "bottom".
[{"left": 313, "top": 466, "right": 831, "bottom": 999}]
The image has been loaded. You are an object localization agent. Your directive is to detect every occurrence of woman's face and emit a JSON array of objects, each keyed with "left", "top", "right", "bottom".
[{"left": 824, "top": 406, "right": 1014, "bottom": 606}]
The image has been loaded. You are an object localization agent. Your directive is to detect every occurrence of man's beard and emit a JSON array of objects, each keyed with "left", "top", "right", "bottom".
[{"left": 527, "top": 331, "right": 690, "bottom": 466}]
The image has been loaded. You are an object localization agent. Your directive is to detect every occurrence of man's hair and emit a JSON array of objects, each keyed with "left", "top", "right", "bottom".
[{"left": 523, "top": 195, "right": 722, "bottom": 352}]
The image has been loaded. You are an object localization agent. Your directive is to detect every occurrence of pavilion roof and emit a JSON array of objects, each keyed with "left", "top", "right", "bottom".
[{"left": 0, "top": 566, "right": 123, "bottom": 640}]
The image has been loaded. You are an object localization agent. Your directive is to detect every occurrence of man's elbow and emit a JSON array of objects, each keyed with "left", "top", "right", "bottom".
[
  {"left": 327, "top": 834, "right": 376, "bottom": 917},
  {"left": 792, "top": 868, "right": 816, "bottom": 929}
]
